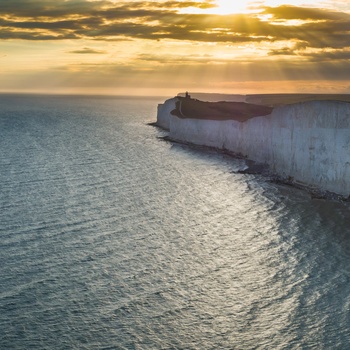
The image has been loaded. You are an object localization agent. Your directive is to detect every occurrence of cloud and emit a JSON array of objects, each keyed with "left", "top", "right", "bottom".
[
  {"left": 0, "top": 0, "right": 106, "bottom": 18},
  {"left": 306, "top": 49, "right": 350, "bottom": 61},
  {"left": 67, "top": 47, "right": 107, "bottom": 54},
  {"left": 268, "top": 47, "right": 297, "bottom": 56},
  {"left": 0, "top": 1, "right": 349, "bottom": 55},
  {"left": 0, "top": 29, "right": 78, "bottom": 40},
  {"left": 263, "top": 5, "right": 348, "bottom": 20}
]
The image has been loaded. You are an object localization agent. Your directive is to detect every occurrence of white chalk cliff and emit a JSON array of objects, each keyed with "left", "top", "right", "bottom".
[{"left": 157, "top": 97, "right": 350, "bottom": 197}]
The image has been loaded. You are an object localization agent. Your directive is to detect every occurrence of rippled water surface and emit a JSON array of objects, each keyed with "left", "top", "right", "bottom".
[{"left": 1, "top": 94, "right": 350, "bottom": 349}]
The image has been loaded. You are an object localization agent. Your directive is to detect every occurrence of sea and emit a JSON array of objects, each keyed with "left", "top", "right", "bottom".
[{"left": 1, "top": 94, "right": 350, "bottom": 350}]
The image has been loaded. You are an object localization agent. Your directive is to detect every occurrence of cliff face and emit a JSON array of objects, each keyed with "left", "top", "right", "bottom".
[
  {"left": 157, "top": 97, "right": 350, "bottom": 196},
  {"left": 156, "top": 98, "right": 177, "bottom": 130}
]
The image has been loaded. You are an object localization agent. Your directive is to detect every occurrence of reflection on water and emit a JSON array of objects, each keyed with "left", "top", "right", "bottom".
[{"left": 1, "top": 94, "right": 350, "bottom": 349}]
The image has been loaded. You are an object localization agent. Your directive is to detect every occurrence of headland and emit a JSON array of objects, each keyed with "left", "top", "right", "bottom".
[{"left": 156, "top": 93, "right": 350, "bottom": 199}]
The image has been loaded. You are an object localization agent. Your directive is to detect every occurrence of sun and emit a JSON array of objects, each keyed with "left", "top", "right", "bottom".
[
  {"left": 179, "top": 0, "right": 255, "bottom": 15},
  {"left": 211, "top": 0, "right": 253, "bottom": 14}
]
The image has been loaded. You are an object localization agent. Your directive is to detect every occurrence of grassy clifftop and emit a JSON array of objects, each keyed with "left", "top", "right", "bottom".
[{"left": 171, "top": 97, "right": 273, "bottom": 122}]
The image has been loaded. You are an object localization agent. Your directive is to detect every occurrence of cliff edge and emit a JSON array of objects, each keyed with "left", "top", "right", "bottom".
[{"left": 156, "top": 96, "right": 350, "bottom": 197}]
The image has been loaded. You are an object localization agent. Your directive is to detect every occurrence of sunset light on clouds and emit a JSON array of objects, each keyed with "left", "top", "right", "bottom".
[{"left": 0, "top": 0, "right": 350, "bottom": 95}]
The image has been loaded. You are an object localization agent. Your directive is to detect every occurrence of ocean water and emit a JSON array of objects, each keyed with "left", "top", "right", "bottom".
[{"left": 1, "top": 94, "right": 350, "bottom": 350}]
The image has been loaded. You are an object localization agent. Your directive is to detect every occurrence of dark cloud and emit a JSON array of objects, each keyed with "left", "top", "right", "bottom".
[
  {"left": 0, "top": 18, "right": 82, "bottom": 30},
  {"left": 0, "top": 0, "right": 214, "bottom": 17},
  {"left": 268, "top": 47, "right": 297, "bottom": 56},
  {"left": 263, "top": 5, "right": 348, "bottom": 21},
  {"left": 68, "top": 47, "right": 107, "bottom": 54},
  {"left": 0, "top": 0, "right": 349, "bottom": 58},
  {"left": 0, "top": 29, "right": 78, "bottom": 40},
  {"left": 271, "top": 48, "right": 350, "bottom": 62},
  {"left": 0, "top": 0, "right": 108, "bottom": 18},
  {"left": 307, "top": 49, "right": 350, "bottom": 61},
  {"left": 137, "top": 1, "right": 216, "bottom": 10}
]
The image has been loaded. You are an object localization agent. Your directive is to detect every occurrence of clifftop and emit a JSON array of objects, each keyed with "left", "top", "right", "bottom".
[{"left": 171, "top": 97, "right": 273, "bottom": 122}]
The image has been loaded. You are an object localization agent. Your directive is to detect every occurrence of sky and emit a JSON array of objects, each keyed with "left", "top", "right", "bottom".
[{"left": 0, "top": 0, "right": 350, "bottom": 96}]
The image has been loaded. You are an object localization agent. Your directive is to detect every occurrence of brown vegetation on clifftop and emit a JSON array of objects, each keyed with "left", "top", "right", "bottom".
[{"left": 171, "top": 97, "right": 273, "bottom": 122}]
